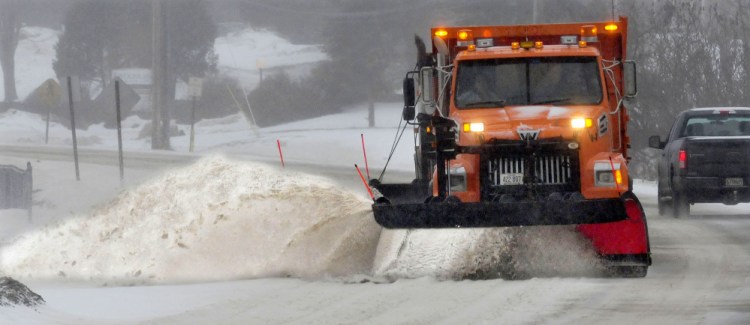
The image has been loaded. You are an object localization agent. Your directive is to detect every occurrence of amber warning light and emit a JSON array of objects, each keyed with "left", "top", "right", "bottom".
[
  {"left": 457, "top": 29, "right": 474, "bottom": 47},
  {"left": 581, "top": 25, "right": 598, "bottom": 42}
]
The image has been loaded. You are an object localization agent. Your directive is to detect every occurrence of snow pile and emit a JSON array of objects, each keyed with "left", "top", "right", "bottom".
[
  {"left": 0, "top": 156, "right": 381, "bottom": 285},
  {"left": 0, "top": 277, "right": 44, "bottom": 308}
]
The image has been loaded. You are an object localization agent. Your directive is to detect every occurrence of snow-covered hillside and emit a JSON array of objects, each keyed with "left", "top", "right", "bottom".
[{"left": 1, "top": 25, "right": 326, "bottom": 101}]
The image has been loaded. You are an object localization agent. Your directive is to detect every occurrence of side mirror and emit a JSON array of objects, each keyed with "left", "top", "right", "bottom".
[
  {"left": 402, "top": 72, "right": 417, "bottom": 121},
  {"left": 623, "top": 60, "right": 637, "bottom": 98},
  {"left": 402, "top": 106, "right": 415, "bottom": 121},
  {"left": 648, "top": 135, "right": 664, "bottom": 149},
  {"left": 420, "top": 67, "right": 436, "bottom": 105},
  {"left": 403, "top": 75, "right": 415, "bottom": 107}
]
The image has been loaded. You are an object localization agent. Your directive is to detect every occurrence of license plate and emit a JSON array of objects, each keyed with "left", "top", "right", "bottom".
[
  {"left": 725, "top": 178, "right": 744, "bottom": 187},
  {"left": 500, "top": 173, "right": 524, "bottom": 185}
]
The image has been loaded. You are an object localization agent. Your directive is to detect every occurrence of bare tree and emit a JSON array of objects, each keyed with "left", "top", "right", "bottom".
[{"left": 0, "top": 0, "right": 20, "bottom": 103}]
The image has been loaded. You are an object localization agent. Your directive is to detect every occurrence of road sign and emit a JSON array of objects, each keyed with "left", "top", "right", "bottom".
[
  {"left": 188, "top": 77, "right": 203, "bottom": 98},
  {"left": 94, "top": 78, "right": 141, "bottom": 116},
  {"left": 36, "top": 79, "right": 61, "bottom": 107},
  {"left": 112, "top": 68, "right": 152, "bottom": 86}
]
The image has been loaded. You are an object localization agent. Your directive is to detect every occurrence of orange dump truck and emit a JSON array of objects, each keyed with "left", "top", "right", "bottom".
[{"left": 371, "top": 17, "right": 651, "bottom": 277}]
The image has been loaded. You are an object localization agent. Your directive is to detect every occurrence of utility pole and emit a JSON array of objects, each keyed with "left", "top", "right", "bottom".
[{"left": 151, "top": 0, "right": 170, "bottom": 149}]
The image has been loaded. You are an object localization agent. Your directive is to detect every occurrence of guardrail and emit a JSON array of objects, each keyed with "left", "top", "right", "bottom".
[{"left": 0, "top": 162, "right": 33, "bottom": 222}]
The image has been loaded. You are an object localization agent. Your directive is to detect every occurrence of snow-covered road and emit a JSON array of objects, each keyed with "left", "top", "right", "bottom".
[
  {"left": 1, "top": 146, "right": 749, "bottom": 324},
  {"left": 96, "top": 184, "right": 750, "bottom": 324}
]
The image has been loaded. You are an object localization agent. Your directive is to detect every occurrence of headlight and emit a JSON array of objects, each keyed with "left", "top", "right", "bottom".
[
  {"left": 594, "top": 161, "right": 622, "bottom": 187},
  {"left": 571, "top": 118, "right": 593, "bottom": 129},
  {"left": 462, "top": 122, "right": 484, "bottom": 133}
]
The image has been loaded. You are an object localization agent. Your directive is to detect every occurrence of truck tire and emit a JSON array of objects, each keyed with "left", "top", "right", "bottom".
[
  {"left": 609, "top": 265, "right": 648, "bottom": 278},
  {"left": 657, "top": 182, "right": 670, "bottom": 216},
  {"left": 671, "top": 191, "right": 690, "bottom": 218},
  {"left": 657, "top": 193, "right": 669, "bottom": 216}
]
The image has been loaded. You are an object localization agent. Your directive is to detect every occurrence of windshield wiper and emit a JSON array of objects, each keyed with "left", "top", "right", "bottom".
[
  {"left": 532, "top": 98, "right": 571, "bottom": 105},
  {"left": 462, "top": 100, "right": 506, "bottom": 108}
]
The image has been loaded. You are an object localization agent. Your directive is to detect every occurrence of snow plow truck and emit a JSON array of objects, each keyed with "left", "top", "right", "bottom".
[{"left": 370, "top": 17, "right": 651, "bottom": 277}]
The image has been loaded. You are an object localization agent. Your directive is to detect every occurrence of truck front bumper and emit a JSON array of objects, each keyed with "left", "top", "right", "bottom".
[{"left": 372, "top": 198, "right": 628, "bottom": 229}]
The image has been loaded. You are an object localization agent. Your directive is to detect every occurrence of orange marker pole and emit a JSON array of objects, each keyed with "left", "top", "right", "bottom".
[
  {"left": 277, "top": 139, "right": 285, "bottom": 168},
  {"left": 355, "top": 164, "right": 375, "bottom": 200},
  {"left": 361, "top": 134, "right": 370, "bottom": 179}
]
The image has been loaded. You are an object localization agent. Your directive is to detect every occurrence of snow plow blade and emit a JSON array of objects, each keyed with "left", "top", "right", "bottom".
[{"left": 372, "top": 199, "right": 628, "bottom": 229}]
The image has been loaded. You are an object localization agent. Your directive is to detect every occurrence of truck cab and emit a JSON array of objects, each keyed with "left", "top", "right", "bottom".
[{"left": 415, "top": 20, "right": 637, "bottom": 204}]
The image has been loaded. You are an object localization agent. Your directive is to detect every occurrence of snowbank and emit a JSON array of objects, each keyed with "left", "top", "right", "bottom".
[{"left": 0, "top": 156, "right": 381, "bottom": 285}]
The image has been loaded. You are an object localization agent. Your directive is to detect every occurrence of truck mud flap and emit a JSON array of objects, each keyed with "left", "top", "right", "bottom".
[{"left": 372, "top": 199, "right": 628, "bottom": 229}]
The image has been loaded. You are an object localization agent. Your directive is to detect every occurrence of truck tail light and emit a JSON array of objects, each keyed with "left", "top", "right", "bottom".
[{"left": 679, "top": 150, "right": 687, "bottom": 169}]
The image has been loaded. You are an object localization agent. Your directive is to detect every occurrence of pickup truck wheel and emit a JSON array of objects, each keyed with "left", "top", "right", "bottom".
[
  {"left": 672, "top": 191, "right": 690, "bottom": 218},
  {"left": 657, "top": 182, "right": 670, "bottom": 216},
  {"left": 657, "top": 193, "right": 669, "bottom": 216}
]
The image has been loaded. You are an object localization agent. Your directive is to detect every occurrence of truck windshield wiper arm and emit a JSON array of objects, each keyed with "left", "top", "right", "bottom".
[
  {"left": 532, "top": 98, "right": 571, "bottom": 105},
  {"left": 462, "top": 100, "right": 506, "bottom": 108}
]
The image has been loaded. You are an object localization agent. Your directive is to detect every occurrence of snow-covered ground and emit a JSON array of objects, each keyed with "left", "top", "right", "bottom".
[
  {"left": 1, "top": 26, "right": 326, "bottom": 101},
  {"left": 2, "top": 25, "right": 750, "bottom": 324}
]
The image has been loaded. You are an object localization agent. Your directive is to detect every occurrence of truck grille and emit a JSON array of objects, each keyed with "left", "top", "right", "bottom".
[{"left": 488, "top": 155, "right": 573, "bottom": 185}]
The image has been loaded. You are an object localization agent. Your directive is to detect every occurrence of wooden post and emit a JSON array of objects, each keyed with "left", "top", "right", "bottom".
[
  {"left": 189, "top": 96, "right": 196, "bottom": 152},
  {"left": 67, "top": 76, "right": 80, "bottom": 181},
  {"left": 115, "top": 80, "right": 124, "bottom": 181}
]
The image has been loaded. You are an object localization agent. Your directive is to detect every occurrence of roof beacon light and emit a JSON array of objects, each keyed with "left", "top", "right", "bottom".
[
  {"left": 534, "top": 41, "right": 544, "bottom": 49},
  {"left": 581, "top": 24, "right": 598, "bottom": 43},
  {"left": 457, "top": 29, "right": 474, "bottom": 47},
  {"left": 578, "top": 40, "right": 588, "bottom": 48},
  {"left": 511, "top": 41, "right": 520, "bottom": 50},
  {"left": 605, "top": 23, "right": 619, "bottom": 32},
  {"left": 520, "top": 41, "right": 534, "bottom": 50}
]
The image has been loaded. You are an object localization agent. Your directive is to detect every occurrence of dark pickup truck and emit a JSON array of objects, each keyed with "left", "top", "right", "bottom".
[{"left": 650, "top": 107, "right": 750, "bottom": 217}]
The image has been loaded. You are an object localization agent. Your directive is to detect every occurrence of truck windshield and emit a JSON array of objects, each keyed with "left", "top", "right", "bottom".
[{"left": 455, "top": 57, "right": 602, "bottom": 108}]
